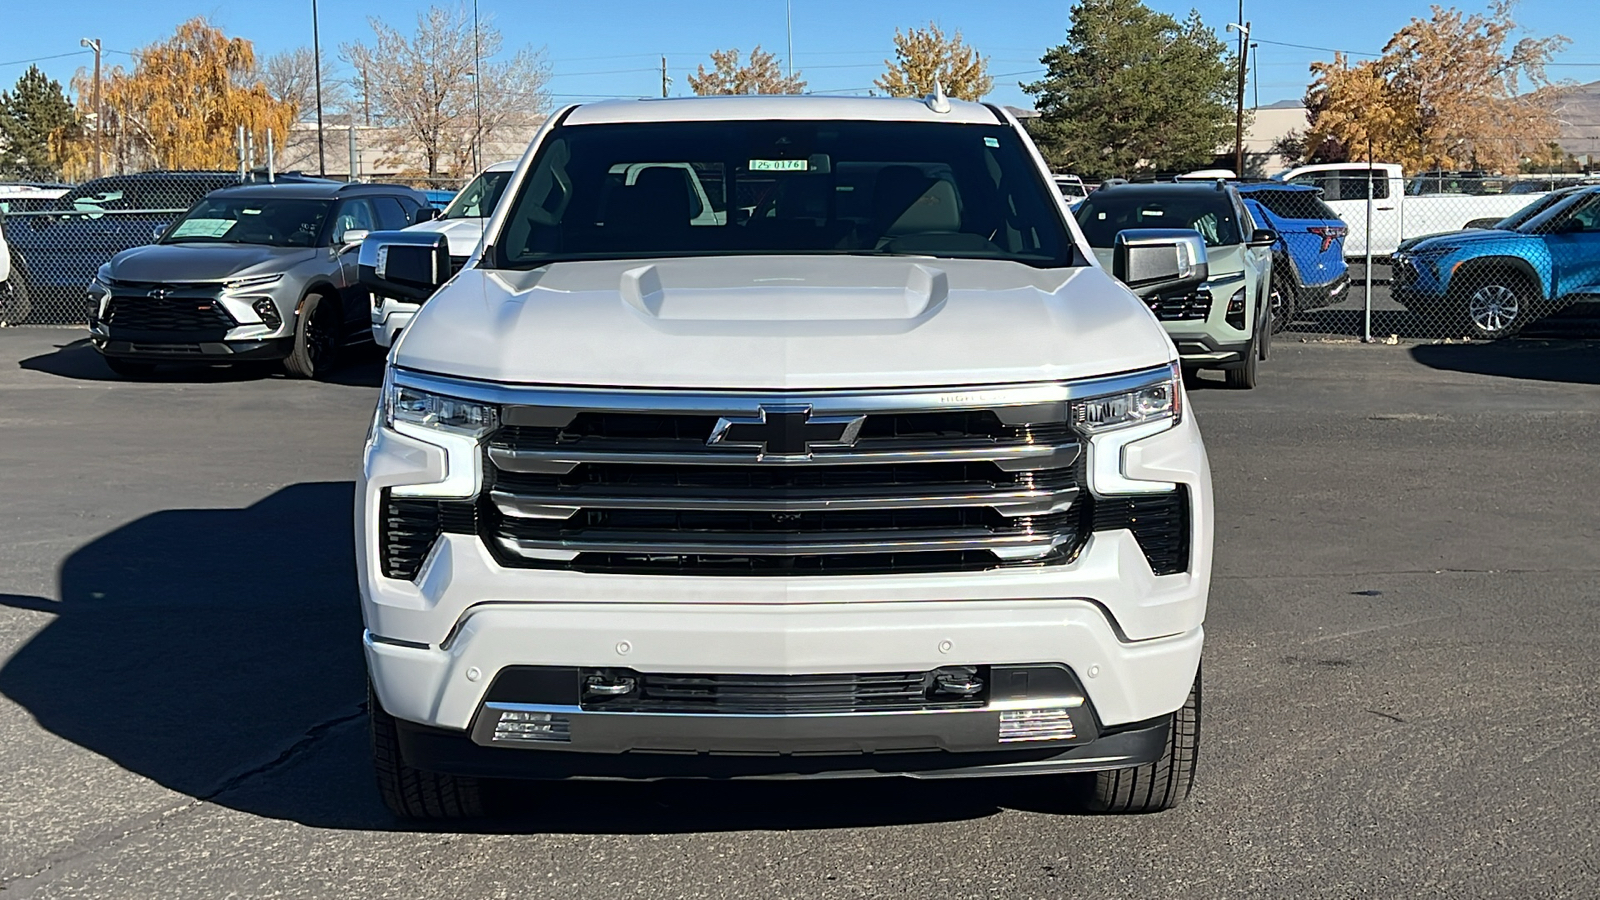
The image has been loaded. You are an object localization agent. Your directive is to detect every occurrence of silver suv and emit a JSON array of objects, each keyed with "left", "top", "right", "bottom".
[{"left": 88, "top": 181, "right": 431, "bottom": 379}]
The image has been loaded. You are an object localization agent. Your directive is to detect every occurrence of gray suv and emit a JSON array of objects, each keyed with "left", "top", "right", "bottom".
[{"left": 88, "top": 181, "right": 431, "bottom": 378}]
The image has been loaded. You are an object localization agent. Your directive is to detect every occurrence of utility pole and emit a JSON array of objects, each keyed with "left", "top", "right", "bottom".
[
  {"left": 312, "top": 0, "right": 326, "bottom": 177},
  {"left": 786, "top": 0, "right": 794, "bottom": 81},
  {"left": 80, "top": 38, "right": 101, "bottom": 178},
  {"left": 661, "top": 56, "right": 669, "bottom": 98},
  {"left": 1227, "top": 17, "right": 1249, "bottom": 177},
  {"left": 473, "top": 0, "right": 483, "bottom": 173}
]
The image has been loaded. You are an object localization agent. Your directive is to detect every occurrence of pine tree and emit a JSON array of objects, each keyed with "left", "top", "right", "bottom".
[
  {"left": 1024, "top": 0, "right": 1236, "bottom": 179},
  {"left": 0, "top": 65, "right": 78, "bottom": 181}
]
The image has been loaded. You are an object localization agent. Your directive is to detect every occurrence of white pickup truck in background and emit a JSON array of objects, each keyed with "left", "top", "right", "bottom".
[{"left": 1278, "top": 163, "right": 1547, "bottom": 259}]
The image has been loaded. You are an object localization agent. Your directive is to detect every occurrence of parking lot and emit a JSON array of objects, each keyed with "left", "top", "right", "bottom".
[{"left": 2, "top": 327, "right": 1598, "bottom": 898}]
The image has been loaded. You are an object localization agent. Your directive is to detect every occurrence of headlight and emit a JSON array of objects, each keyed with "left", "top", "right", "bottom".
[
  {"left": 381, "top": 368, "right": 498, "bottom": 438},
  {"left": 1071, "top": 361, "right": 1181, "bottom": 433},
  {"left": 223, "top": 273, "right": 283, "bottom": 291}
]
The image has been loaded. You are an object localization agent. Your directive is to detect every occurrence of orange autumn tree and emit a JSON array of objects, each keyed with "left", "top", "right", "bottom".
[
  {"left": 64, "top": 18, "right": 295, "bottom": 178},
  {"left": 1305, "top": 2, "right": 1567, "bottom": 172}
]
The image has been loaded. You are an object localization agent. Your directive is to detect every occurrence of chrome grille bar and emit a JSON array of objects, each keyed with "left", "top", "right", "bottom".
[
  {"left": 495, "top": 529, "right": 1074, "bottom": 562},
  {"left": 487, "top": 442, "right": 1080, "bottom": 474},
  {"left": 490, "top": 485, "right": 1080, "bottom": 520}
]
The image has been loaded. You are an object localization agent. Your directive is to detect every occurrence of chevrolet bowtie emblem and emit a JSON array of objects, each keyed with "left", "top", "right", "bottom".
[
  {"left": 147, "top": 288, "right": 170, "bottom": 300},
  {"left": 707, "top": 405, "right": 866, "bottom": 459}
]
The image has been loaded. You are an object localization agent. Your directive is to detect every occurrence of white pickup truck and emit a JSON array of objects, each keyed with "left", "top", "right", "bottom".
[
  {"left": 353, "top": 94, "right": 1214, "bottom": 819},
  {"left": 1278, "top": 163, "right": 1546, "bottom": 259}
]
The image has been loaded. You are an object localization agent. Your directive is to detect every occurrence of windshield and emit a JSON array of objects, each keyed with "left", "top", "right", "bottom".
[
  {"left": 442, "top": 170, "right": 514, "bottom": 219},
  {"left": 1075, "top": 190, "right": 1244, "bottom": 247},
  {"left": 1497, "top": 190, "right": 1580, "bottom": 231},
  {"left": 161, "top": 197, "right": 332, "bottom": 247},
  {"left": 493, "top": 120, "right": 1076, "bottom": 269}
]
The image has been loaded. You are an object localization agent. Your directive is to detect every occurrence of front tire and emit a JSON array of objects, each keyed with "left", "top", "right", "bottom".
[
  {"left": 1269, "top": 267, "right": 1296, "bottom": 335},
  {"left": 1224, "top": 331, "right": 1259, "bottom": 389},
  {"left": 1085, "top": 671, "right": 1200, "bottom": 813},
  {"left": 1456, "top": 275, "right": 1539, "bottom": 340},
  {"left": 283, "top": 292, "right": 341, "bottom": 379},
  {"left": 370, "top": 684, "right": 487, "bottom": 820}
]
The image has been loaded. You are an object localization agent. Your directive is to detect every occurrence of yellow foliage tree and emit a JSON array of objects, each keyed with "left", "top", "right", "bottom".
[
  {"left": 1306, "top": 2, "right": 1567, "bottom": 173},
  {"left": 687, "top": 47, "right": 806, "bottom": 96},
  {"left": 61, "top": 18, "right": 295, "bottom": 179},
  {"left": 875, "top": 24, "right": 993, "bottom": 101}
]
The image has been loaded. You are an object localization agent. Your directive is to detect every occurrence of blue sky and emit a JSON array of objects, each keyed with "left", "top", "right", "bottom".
[{"left": 2, "top": 0, "right": 1596, "bottom": 111}]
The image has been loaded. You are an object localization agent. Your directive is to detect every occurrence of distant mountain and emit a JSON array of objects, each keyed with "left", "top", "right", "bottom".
[
  {"left": 1558, "top": 80, "right": 1600, "bottom": 159},
  {"left": 1259, "top": 98, "right": 1305, "bottom": 110}
]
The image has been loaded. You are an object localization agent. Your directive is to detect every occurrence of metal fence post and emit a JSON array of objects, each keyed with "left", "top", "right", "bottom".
[{"left": 1363, "top": 137, "right": 1374, "bottom": 343}]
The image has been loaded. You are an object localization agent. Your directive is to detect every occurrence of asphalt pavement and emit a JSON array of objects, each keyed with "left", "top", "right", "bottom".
[{"left": 1, "top": 328, "right": 1598, "bottom": 898}]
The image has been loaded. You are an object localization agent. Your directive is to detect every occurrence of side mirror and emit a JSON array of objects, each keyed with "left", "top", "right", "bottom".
[
  {"left": 358, "top": 230, "right": 451, "bottom": 302},
  {"left": 340, "top": 228, "right": 370, "bottom": 251},
  {"left": 412, "top": 207, "right": 441, "bottom": 225},
  {"left": 151, "top": 223, "right": 167, "bottom": 242},
  {"left": 1248, "top": 228, "right": 1279, "bottom": 247},
  {"left": 1111, "top": 228, "right": 1209, "bottom": 297},
  {"left": 1463, "top": 217, "right": 1500, "bottom": 230}
]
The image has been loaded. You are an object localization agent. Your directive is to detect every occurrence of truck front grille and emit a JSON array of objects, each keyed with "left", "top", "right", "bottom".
[
  {"left": 479, "top": 393, "right": 1088, "bottom": 576},
  {"left": 583, "top": 669, "right": 987, "bottom": 714},
  {"left": 105, "top": 290, "right": 236, "bottom": 335},
  {"left": 1144, "top": 288, "right": 1213, "bottom": 321}
]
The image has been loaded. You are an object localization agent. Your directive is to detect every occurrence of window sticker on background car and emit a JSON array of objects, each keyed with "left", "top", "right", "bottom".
[
  {"left": 749, "top": 159, "right": 808, "bottom": 172},
  {"left": 169, "top": 218, "right": 237, "bottom": 239},
  {"left": 984, "top": 137, "right": 1000, "bottom": 148}
]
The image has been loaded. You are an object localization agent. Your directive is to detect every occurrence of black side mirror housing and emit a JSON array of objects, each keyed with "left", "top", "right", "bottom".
[
  {"left": 1111, "top": 228, "right": 1210, "bottom": 297},
  {"left": 412, "top": 207, "right": 442, "bottom": 225},
  {"left": 1248, "top": 228, "right": 1279, "bottom": 247},
  {"left": 358, "top": 230, "right": 452, "bottom": 302}
]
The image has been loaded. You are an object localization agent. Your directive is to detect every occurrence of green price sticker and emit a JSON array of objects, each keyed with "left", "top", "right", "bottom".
[{"left": 749, "top": 159, "right": 809, "bottom": 172}]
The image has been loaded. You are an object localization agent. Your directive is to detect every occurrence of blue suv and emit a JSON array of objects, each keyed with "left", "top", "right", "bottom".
[
  {"left": 1391, "top": 185, "right": 1600, "bottom": 338},
  {"left": 1236, "top": 183, "right": 1348, "bottom": 332}
]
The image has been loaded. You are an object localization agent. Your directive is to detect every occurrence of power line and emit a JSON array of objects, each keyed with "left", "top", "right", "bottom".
[{"left": 0, "top": 50, "right": 91, "bottom": 67}]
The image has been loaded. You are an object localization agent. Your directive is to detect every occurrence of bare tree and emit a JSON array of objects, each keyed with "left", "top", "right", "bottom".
[
  {"left": 257, "top": 47, "right": 351, "bottom": 171},
  {"left": 341, "top": 3, "right": 550, "bottom": 178},
  {"left": 688, "top": 47, "right": 805, "bottom": 96}
]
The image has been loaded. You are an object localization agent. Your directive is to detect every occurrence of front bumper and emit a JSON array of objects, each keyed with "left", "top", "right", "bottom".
[
  {"left": 393, "top": 709, "right": 1172, "bottom": 781},
  {"left": 92, "top": 335, "right": 293, "bottom": 361},
  {"left": 371, "top": 295, "right": 421, "bottom": 348},
  {"left": 1165, "top": 330, "right": 1253, "bottom": 369}
]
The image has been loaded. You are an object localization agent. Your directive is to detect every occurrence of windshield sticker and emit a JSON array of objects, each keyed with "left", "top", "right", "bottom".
[
  {"left": 169, "top": 218, "right": 236, "bottom": 239},
  {"left": 749, "top": 159, "right": 808, "bottom": 172},
  {"left": 984, "top": 137, "right": 1000, "bottom": 148}
]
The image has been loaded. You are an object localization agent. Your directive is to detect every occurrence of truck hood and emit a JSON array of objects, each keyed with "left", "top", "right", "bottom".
[
  {"left": 404, "top": 217, "right": 486, "bottom": 257},
  {"left": 394, "top": 255, "right": 1175, "bottom": 390},
  {"left": 109, "top": 243, "right": 316, "bottom": 282}
]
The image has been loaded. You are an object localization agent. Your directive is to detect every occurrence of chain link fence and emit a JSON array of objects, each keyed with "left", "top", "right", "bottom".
[
  {"left": 0, "top": 170, "right": 468, "bottom": 327},
  {"left": 1268, "top": 169, "right": 1600, "bottom": 341}
]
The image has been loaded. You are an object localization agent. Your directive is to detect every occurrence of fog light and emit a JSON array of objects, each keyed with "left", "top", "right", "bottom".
[
  {"left": 1225, "top": 288, "right": 1247, "bottom": 330},
  {"left": 252, "top": 299, "right": 282, "bottom": 330},
  {"left": 490, "top": 709, "right": 571, "bottom": 743},
  {"left": 998, "top": 707, "right": 1078, "bottom": 742}
]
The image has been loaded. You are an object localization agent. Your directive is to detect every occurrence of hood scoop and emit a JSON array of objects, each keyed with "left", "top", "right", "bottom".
[{"left": 619, "top": 261, "right": 948, "bottom": 323}]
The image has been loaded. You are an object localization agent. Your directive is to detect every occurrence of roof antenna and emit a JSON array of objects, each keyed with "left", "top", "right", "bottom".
[{"left": 925, "top": 77, "right": 951, "bottom": 114}]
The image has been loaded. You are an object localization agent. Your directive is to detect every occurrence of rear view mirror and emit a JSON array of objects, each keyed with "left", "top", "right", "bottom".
[
  {"left": 1111, "top": 229, "right": 1210, "bottom": 297},
  {"left": 412, "top": 207, "right": 441, "bottom": 225},
  {"left": 358, "top": 230, "right": 452, "bottom": 302}
]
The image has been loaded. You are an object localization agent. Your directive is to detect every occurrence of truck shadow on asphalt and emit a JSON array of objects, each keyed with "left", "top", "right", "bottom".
[
  {"left": 17, "top": 338, "right": 385, "bottom": 388},
  {"left": 1410, "top": 338, "right": 1600, "bottom": 385},
  {"left": 0, "top": 482, "right": 1090, "bottom": 833}
]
